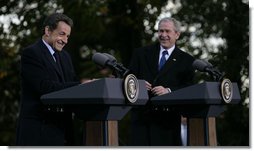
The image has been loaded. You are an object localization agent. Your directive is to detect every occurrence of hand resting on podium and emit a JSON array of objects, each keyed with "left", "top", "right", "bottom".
[{"left": 145, "top": 80, "right": 171, "bottom": 96}]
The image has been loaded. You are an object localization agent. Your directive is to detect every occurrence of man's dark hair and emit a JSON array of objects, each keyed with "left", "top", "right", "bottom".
[{"left": 42, "top": 13, "right": 73, "bottom": 34}]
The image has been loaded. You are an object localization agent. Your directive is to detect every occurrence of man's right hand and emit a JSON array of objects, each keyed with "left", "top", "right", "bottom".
[{"left": 145, "top": 81, "right": 152, "bottom": 91}]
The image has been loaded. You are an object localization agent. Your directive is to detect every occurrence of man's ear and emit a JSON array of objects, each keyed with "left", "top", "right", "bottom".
[
  {"left": 44, "top": 26, "right": 50, "bottom": 37},
  {"left": 176, "top": 32, "right": 180, "bottom": 40}
]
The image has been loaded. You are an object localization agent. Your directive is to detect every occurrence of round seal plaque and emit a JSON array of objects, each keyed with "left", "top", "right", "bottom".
[
  {"left": 123, "top": 74, "right": 139, "bottom": 103},
  {"left": 220, "top": 78, "right": 233, "bottom": 103}
]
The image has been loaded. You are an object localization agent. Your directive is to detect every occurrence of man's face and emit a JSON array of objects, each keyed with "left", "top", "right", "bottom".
[
  {"left": 158, "top": 20, "right": 180, "bottom": 49},
  {"left": 44, "top": 21, "right": 71, "bottom": 51}
]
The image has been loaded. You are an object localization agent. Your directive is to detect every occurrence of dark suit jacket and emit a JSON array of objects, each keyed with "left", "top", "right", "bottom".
[
  {"left": 128, "top": 42, "right": 195, "bottom": 146},
  {"left": 16, "top": 39, "right": 80, "bottom": 146}
]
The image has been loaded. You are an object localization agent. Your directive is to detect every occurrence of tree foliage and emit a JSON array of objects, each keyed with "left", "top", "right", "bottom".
[{"left": 0, "top": 0, "right": 249, "bottom": 146}]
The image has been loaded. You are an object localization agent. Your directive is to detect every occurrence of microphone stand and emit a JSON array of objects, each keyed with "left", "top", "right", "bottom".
[
  {"left": 206, "top": 68, "right": 224, "bottom": 82},
  {"left": 110, "top": 63, "right": 130, "bottom": 78}
]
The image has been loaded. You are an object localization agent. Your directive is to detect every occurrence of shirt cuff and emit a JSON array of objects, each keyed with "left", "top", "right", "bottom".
[{"left": 167, "top": 88, "right": 171, "bottom": 93}]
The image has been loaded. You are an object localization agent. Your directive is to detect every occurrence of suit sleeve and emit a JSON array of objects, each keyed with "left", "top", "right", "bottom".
[
  {"left": 62, "top": 51, "right": 80, "bottom": 82},
  {"left": 129, "top": 48, "right": 140, "bottom": 76},
  {"left": 174, "top": 54, "right": 195, "bottom": 90}
]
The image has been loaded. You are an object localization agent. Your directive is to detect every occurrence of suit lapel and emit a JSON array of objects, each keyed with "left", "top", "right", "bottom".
[
  {"left": 38, "top": 40, "right": 65, "bottom": 81},
  {"left": 157, "top": 47, "right": 181, "bottom": 77},
  {"left": 57, "top": 52, "right": 66, "bottom": 82}
]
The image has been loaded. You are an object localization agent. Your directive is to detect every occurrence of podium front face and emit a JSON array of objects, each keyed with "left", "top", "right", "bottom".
[
  {"left": 151, "top": 82, "right": 241, "bottom": 117},
  {"left": 41, "top": 78, "right": 149, "bottom": 146},
  {"left": 41, "top": 78, "right": 148, "bottom": 120},
  {"left": 150, "top": 82, "right": 241, "bottom": 146}
]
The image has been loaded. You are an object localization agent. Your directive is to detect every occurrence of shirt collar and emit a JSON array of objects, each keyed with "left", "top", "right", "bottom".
[
  {"left": 42, "top": 39, "right": 55, "bottom": 56},
  {"left": 160, "top": 45, "right": 175, "bottom": 57}
]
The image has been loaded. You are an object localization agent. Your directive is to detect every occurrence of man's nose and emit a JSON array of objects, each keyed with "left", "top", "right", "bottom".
[{"left": 62, "top": 36, "right": 68, "bottom": 44}]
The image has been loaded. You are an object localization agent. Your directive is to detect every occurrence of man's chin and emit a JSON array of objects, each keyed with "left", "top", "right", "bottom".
[
  {"left": 55, "top": 47, "right": 63, "bottom": 52},
  {"left": 160, "top": 43, "right": 170, "bottom": 48}
]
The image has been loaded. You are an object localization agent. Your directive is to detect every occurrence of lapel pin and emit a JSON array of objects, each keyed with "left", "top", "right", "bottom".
[{"left": 173, "top": 58, "right": 176, "bottom": 61}]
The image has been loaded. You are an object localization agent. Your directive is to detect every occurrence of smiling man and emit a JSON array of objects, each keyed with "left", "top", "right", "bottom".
[
  {"left": 129, "top": 17, "right": 195, "bottom": 146},
  {"left": 16, "top": 13, "right": 81, "bottom": 146}
]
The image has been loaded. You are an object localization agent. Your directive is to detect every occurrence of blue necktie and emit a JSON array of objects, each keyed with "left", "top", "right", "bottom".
[{"left": 159, "top": 50, "right": 168, "bottom": 70}]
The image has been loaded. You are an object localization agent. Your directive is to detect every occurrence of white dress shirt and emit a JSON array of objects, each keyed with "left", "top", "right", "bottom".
[
  {"left": 42, "top": 39, "right": 56, "bottom": 62},
  {"left": 158, "top": 45, "right": 175, "bottom": 65}
]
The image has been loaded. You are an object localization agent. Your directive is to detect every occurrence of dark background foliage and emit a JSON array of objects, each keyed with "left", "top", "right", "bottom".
[{"left": 0, "top": 0, "right": 249, "bottom": 146}]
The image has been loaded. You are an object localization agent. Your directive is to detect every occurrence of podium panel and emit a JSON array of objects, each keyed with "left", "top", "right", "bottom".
[
  {"left": 41, "top": 78, "right": 149, "bottom": 146},
  {"left": 151, "top": 82, "right": 241, "bottom": 146},
  {"left": 41, "top": 78, "right": 148, "bottom": 105},
  {"left": 41, "top": 78, "right": 148, "bottom": 120},
  {"left": 151, "top": 82, "right": 240, "bottom": 105}
]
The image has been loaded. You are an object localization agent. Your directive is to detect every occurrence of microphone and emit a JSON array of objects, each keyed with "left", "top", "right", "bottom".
[
  {"left": 192, "top": 59, "right": 223, "bottom": 81},
  {"left": 92, "top": 52, "right": 109, "bottom": 67},
  {"left": 192, "top": 59, "right": 213, "bottom": 72},
  {"left": 102, "top": 53, "right": 117, "bottom": 63},
  {"left": 92, "top": 52, "right": 130, "bottom": 78}
]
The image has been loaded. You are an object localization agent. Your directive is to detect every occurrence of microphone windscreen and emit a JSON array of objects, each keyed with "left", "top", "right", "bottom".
[
  {"left": 203, "top": 60, "right": 213, "bottom": 68},
  {"left": 192, "top": 59, "right": 208, "bottom": 71},
  {"left": 92, "top": 53, "right": 109, "bottom": 67},
  {"left": 103, "top": 53, "right": 116, "bottom": 62}
]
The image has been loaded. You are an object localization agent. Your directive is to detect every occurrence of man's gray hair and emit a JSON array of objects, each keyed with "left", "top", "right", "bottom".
[{"left": 158, "top": 17, "right": 181, "bottom": 33}]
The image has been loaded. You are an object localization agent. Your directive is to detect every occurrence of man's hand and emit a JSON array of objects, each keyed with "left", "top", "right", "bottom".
[
  {"left": 151, "top": 86, "right": 171, "bottom": 96},
  {"left": 81, "top": 78, "right": 98, "bottom": 84},
  {"left": 145, "top": 81, "right": 152, "bottom": 91}
]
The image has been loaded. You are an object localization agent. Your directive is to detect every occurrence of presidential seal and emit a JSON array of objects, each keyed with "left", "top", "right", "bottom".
[
  {"left": 123, "top": 74, "right": 139, "bottom": 103},
  {"left": 220, "top": 78, "right": 233, "bottom": 103}
]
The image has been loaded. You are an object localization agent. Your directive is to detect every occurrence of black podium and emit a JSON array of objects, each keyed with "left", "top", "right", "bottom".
[
  {"left": 151, "top": 82, "right": 241, "bottom": 146},
  {"left": 41, "top": 78, "right": 149, "bottom": 146}
]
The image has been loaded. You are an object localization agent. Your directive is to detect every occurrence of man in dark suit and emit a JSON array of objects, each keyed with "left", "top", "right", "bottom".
[
  {"left": 129, "top": 17, "right": 195, "bottom": 146},
  {"left": 16, "top": 13, "right": 83, "bottom": 145}
]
